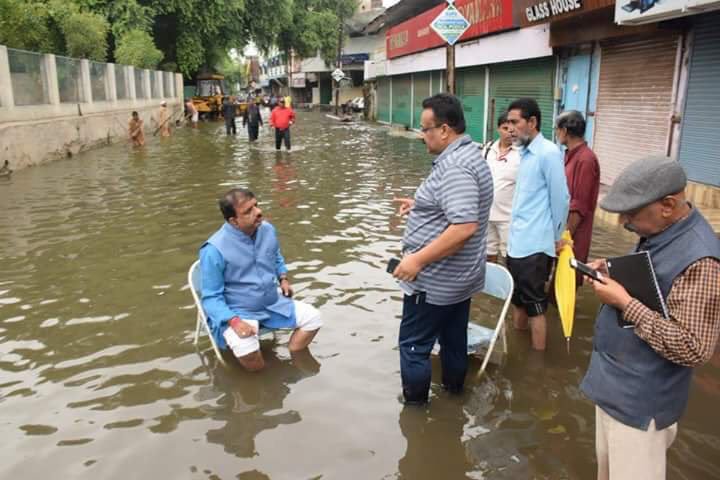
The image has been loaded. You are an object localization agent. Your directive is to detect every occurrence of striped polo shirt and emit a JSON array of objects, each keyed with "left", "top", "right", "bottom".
[{"left": 400, "top": 134, "right": 494, "bottom": 305}]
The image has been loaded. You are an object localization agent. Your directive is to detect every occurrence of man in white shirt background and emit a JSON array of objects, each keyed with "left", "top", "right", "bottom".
[{"left": 484, "top": 112, "right": 520, "bottom": 264}]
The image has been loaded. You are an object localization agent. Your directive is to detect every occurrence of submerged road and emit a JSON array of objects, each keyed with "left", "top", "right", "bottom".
[{"left": 0, "top": 112, "right": 718, "bottom": 479}]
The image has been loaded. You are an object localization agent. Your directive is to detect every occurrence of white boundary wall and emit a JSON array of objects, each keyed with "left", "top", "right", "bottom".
[{"left": 0, "top": 45, "right": 184, "bottom": 170}]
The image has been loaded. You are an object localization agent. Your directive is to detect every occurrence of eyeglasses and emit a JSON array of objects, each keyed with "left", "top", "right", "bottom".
[{"left": 420, "top": 124, "right": 442, "bottom": 134}]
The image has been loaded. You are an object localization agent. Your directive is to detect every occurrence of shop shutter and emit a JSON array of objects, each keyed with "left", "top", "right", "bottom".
[
  {"left": 412, "top": 72, "right": 431, "bottom": 129},
  {"left": 320, "top": 76, "right": 333, "bottom": 105},
  {"left": 678, "top": 13, "right": 720, "bottom": 187},
  {"left": 457, "top": 66, "right": 486, "bottom": 143},
  {"left": 377, "top": 77, "right": 391, "bottom": 123},
  {"left": 593, "top": 34, "right": 678, "bottom": 185},
  {"left": 489, "top": 57, "right": 555, "bottom": 140},
  {"left": 433, "top": 70, "right": 444, "bottom": 95},
  {"left": 392, "top": 75, "right": 412, "bottom": 127}
]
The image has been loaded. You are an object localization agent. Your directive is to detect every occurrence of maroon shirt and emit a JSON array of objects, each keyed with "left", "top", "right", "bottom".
[{"left": 565, "top": 142, "right": 600, "bottom": 264}]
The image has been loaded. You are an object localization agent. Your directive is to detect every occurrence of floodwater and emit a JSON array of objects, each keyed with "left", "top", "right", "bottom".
[{"left": 0, "top": 111, "right": 718, "bottom": 479}]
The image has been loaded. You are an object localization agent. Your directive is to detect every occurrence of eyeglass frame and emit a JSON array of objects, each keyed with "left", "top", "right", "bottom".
[{"left": 419, "top": 124, "right": 443, "bottom": 134}]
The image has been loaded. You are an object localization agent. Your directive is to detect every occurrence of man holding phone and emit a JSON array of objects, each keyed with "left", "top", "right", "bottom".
[
  {"left": 392, "top": 93, "right": 493, "bottom": 405},
  {"left": 580, "top": 156, "right": 720, "bottom": 480}
]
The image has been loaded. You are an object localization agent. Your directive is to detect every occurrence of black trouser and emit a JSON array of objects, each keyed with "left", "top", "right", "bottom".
[
  {"left": 225, "top": 118, "right": 236, "bottom": 135},
  {"left": 399, "top": 293, "right": 471, "bottom": 403},
  {"left": 275, "top": 128, "right": 291, "bottom": 150},
  {"left": 248, "top": 124, "right": 260, "bottom": 141}
]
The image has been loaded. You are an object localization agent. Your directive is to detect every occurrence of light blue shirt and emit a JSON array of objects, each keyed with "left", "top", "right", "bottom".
[
  {"left": 507, "top": 133, "right": 569, "bottom": 259},
  {"left": 199, "top": 222, "right": 294, "bottom": 350}
]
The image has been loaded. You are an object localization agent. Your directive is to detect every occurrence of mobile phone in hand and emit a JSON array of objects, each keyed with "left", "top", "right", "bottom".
[
  {"left": 387, "top": 257, "right": 401, "bottom": 275},
  {"left": 569, "top": 258, "right": 604, "bottom": 282}
]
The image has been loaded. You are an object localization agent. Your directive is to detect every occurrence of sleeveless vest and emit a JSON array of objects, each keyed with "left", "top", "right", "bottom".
[
  {"left": 206, "top": 222, "right": 294, "bottom": 325},
  {"left": 580, "top": 207, "right": 720, "bottom": 430}
]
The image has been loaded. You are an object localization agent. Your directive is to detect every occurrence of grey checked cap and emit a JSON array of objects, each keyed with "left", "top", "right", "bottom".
[{"left": 599, "top": 155, "right": 687, "bottom": 213}]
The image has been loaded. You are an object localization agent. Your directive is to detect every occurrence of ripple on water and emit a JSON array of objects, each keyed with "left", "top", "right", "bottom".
[{"left": 0, "top": 112, "right": 716, "bottom": 479}]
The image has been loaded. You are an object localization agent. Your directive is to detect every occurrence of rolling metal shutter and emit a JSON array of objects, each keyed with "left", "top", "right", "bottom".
[
  {"left": 489, "top": 57, "right": 555, "bottom": 140},
  {"left": 432, "top": 70, "right": 444, "bottom": 95},
  {"left": 593, "top": 34, "right": 678, "bottom": 185},
  {"left": 392, "top": 75, "right": 412, "bottom": 127},
  {"left": 320, "top": 76, "right": 333, "bottom": 105},
  {"left": 377, "top": 77, "right": 391, "bottom": 123},
  {"left": 678, "top": 13, "right": 720, "bottom": 187},
  {"left": 457, "top": 66, "right": 486, "bottom": 143},
  {"left": 412, "top": 72, "right": 431, "bottom": 129}
]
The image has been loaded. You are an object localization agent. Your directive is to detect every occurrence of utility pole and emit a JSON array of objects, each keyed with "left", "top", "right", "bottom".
[
  {"left": 446, "top": 44, "right": 455, "bottom": 95},
  {"left": 334, "top": 18, "right": 344, "bottom": 116}
]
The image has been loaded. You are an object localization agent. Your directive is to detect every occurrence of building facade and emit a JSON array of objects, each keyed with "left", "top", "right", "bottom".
[{"left": 367, "top": 0, "right": 720, "bottom": 203}]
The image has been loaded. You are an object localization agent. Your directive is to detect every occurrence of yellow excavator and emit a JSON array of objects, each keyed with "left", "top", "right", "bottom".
[{"left": 189, "top": 73, "right": 247, "bottom": 119}]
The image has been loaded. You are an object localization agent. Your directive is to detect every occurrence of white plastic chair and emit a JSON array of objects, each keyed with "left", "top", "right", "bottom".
[
  {"left": 188, "top": 260, "right": 275, "bottom": 366},
  {"left": 467, "top": 262, "right": 514, "bottom": 377}
]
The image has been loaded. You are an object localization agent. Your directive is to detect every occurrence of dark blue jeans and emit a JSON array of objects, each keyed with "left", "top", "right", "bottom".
[
  {"left": 275, "top": 128, "right": 291, "bottom": 150},
  {"left": 399, "top": 293, "right": 471, "bottom": 403}
]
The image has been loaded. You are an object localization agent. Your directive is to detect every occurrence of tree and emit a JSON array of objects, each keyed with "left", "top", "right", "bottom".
[
  {"left": 275, "top": 0, "right": 358, "bottom": 66},
  {"left": 218, "top": 53, "right": 246, "bottom": 93},
  {"left": 61, "top": 11, "right": 109, "bottom": 61},
  {"left": 115, "top": 29, "right": 164, "bottom": 69},
  {"left": 0, "top": 0, "right": 56, "bottom": 52}
]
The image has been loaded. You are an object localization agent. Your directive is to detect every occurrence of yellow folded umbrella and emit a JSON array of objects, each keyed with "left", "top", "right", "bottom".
[{"left": 554, "top": 230, "right": 576, "bottom": 351}]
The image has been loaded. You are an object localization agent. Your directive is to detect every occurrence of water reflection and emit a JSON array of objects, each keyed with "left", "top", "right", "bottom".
[
  {"left": 398, "top": 399, "right": 472, "bottom": 479},
  {"left": 201, "top": 346, "right": 321, "bottom": 458},
  {"left": 0, "top": 112, "right": 718, "bottom": 479}
]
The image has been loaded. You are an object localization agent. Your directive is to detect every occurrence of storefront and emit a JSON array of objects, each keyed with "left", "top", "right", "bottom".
[
  {"left": 377, "top": 76, "right": 391, "bottom": 123},
  {"left": 456, "top": 66, "right": 485, "bottom": 141},
  {"left": 677, "top": 11, "right": 720, "bottom": 187},
  {"left": 540, "top": 2, "right": 682, "bottom": 185},
  {"left": 518, "top": 0, "right": 616, "bottom": 146},
  {"left": 412, "top": 72, "right": 431, "bottom": 129},
  {"left": 391, "top": 74, "right": 412, "bottom": 126},
  {"left": 592, "top": 32, "right": 680, "bottom": 184},
  {"left": 383, "top": 0, "right": 515, "bottom": 134}
]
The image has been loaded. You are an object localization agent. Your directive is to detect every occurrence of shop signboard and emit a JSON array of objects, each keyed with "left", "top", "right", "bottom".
[
  {"left": 615, "top": 0, "right": 720, "bottom": 24},
  {"left": 431, "top": 4, "right": 471, "bottom": 46},
  {"left": 386, "top": 0, "right": 514, "bottom": 59},
  {"left": 515, "top": 0, "right": 613, "bottom": 26},
  {"left": 291, "top": 73, "right": 306, "bottom": 88}
]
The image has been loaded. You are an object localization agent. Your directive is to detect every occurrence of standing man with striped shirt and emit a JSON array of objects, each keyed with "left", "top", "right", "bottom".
[{"left": 392, "top": 94, "right": 493, "bottom": 404}]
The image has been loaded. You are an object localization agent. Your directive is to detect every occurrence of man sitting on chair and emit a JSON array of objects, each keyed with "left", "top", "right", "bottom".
[{"left": 199, "top": 188, "right": 322, "bottom": 371}]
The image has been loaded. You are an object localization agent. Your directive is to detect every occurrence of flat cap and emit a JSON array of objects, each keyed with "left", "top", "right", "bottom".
[{"left": 600, "top": 155, "right": 687, "bottom": 213}]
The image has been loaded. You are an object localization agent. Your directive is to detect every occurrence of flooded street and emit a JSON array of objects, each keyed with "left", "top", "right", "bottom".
[{"left": 1, "top": 111, "right": 718, "bottom": 479}]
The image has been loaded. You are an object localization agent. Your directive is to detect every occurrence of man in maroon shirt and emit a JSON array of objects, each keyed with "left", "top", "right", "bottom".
[{"left": 555, "top": 110, "right": 600, "bottom": 284}]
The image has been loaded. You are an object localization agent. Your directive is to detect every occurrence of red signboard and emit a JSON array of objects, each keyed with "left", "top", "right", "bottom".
[{"left": 386, "top": 0, "right": 514, "bottom": 59}]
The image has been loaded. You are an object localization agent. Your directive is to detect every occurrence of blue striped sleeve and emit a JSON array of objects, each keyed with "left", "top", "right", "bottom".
[{"left": 438, "top": 165, "right": 481, "bottom": 224}]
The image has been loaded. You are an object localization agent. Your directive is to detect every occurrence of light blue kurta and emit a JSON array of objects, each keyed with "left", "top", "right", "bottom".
[
  {"left": 199, "top": 221, "right": 295, "bottom": 350},
  {"left": 507, "top": 133, "right": 569, "bottom": 259}
]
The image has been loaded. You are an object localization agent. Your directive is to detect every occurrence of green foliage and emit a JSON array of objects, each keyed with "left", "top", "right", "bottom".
[
  {"left": 0, "top": 0, "right": 55, "bottom": 52},
  {"left": 0, "top": 0, "right": 360, "bottom": 77},
  {"left": 275, "top": 0, "right": 358, "bottom": 66},
  {"left": 108, "top": 0, "right": 155, "bottom": 38},
  {"left": 61, "top": 11, "right": 109, "bottom": 60},
  {"left": 115, "top": 29, "right": 164, "bottom": 69},
  {"left": 218, "top": 54, "right": 246, "bottom": 92}
]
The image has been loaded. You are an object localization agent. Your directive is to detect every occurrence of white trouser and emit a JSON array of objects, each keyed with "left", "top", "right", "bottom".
[
  {"left": 486, "top": 220, "right": 509, "bottom": 257},
  {"left": 222, "top": 300, "right": 322, "bottom": 358},
  {"left": 595, "top": 405, "right": 677, "bottom": 480}
]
